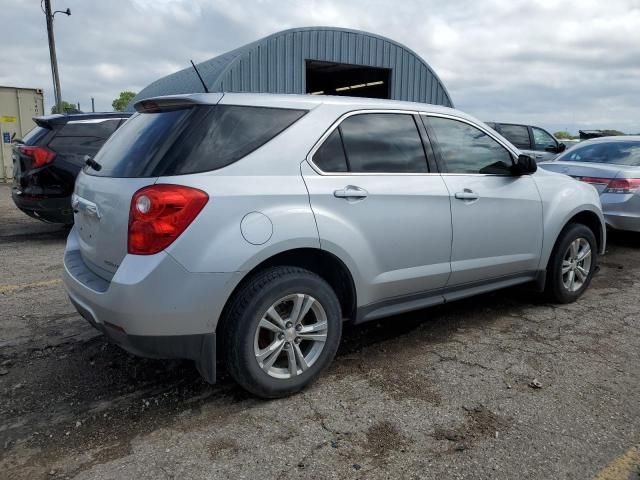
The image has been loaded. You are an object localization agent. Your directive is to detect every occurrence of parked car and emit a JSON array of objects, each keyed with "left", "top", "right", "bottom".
[
  {"left": 486, "top": 122, "right": 566, "bottom": 162},
  {"left": 11, "top": 112, "right": 131, "bottom": 224},
  {"left": 539, "top": 136, "right": 640, "bottom": 232},
  {"left": 63, "top": 93, "right": 605, "bottom": 398}
]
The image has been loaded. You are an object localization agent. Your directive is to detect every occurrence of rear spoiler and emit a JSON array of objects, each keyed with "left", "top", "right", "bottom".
[
  {"left": 134, "top": 93, "right": 224, "bottom": 113},
  {"left": 33, "top": 115, "right": 63, "bottom": 129}
]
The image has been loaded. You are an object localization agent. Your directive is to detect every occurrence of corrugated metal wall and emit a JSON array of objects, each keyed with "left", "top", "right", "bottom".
[{"left": 131, "top": 27, "right": 453, "bottom": 109}]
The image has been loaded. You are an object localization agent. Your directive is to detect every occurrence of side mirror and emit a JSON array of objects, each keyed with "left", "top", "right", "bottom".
[
  {"left": 512, "top": 154, "right": 537, "bottom": 175},
  {"left": 557, "top": 142, "right": 567, "bottom": 153}
]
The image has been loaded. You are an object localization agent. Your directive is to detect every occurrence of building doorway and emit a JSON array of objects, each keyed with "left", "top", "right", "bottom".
[{"left": 305, "top": 60, "right": 391, "bottom": 98}]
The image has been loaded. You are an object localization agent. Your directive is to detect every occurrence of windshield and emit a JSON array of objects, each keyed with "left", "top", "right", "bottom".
[{"left": 557, "top": 140, "right": 640, "bottom": 166}]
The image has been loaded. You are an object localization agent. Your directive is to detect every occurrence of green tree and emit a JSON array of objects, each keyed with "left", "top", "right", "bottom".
[
  {"left": 553, "top": 131, "right": 575, "bottom": 140},
  {"left": 112, "top": 91, "right": 137, "bottom": 111},
  {"left": 51, "top": 101, "right": 77, "bottom": 114}
]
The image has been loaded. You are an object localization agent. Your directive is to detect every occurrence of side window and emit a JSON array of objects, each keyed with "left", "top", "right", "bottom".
[
  {"left": 338, "top": 113, "right": 428, "bottom": 173},
  {"left": 429, "top": 117, "right": 514, "bottom": 174},
  {"left": 498, "top": 124, "right": 531, "bottom": 149},
  {"left": 532, "top": 127, "right": 557, "bottom": 151},
  {"left": 313, "top": 129, "right": 348, "bottom": 172},
  {"left": 159, "top": 106, "right": 307, "bottom": 176}
]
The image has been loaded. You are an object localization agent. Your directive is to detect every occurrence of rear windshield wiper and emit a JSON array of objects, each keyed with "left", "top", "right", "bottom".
[{"left": 84, "top": 155, "right": 102, "bottom": 171}]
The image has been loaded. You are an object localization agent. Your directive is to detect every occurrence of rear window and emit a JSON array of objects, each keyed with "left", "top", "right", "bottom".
[
  {"left": 59, "top": 119, "right": 122, "bottom": 139},
  {"left": 48, "top": 119, "right": 125, "bottom": 162},
  {"left": 48, "top": 136, "right": 110, "bottom": 164},
  {"left": 89, "top": 105, "right": 307, "bottom": 177},
  {"left": 21, "top": 126, "right": 49, "bottom": 145},
  {"left": 557, "top": 141, "right": 640, "bottom": 166}
]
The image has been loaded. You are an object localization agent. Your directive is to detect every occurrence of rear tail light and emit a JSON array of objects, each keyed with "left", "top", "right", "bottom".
[
  {"left": 604, "top": 178, "right": 640, "bottom": 194},
  {"left": 580, "top": 176, "right": 640, "bottom": 194},
  {"left": 128, "top": 184, "right": 209, "bottom": 255},
  {"left": 19, "top": 146, "right": 56, "bottom": 169}
]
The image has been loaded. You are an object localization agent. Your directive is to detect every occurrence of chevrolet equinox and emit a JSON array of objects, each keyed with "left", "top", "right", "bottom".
[{"left": 63, "top": 93, "right": 606, "bottom": 398}]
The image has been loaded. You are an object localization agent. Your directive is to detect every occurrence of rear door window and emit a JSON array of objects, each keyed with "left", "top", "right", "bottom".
[
  {"left": 90, "top": 105, "right": 306, "bottom": 177},
  {"left": 313, "top": 113, "right": 428, "bottom": 173},
  {"left": 498, "top": 124, "right": 531, "bottom": 149},
  {"left": 340, "top": 114, "right": 428, "bottom": 173}
]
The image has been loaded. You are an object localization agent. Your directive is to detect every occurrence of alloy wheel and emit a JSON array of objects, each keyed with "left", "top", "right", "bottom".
[
  {"left": 561, "top": 237, "right": 592, "bottom": 292},
  {"left": 253, "top": 294, "right": 328, "bottom": 379}
]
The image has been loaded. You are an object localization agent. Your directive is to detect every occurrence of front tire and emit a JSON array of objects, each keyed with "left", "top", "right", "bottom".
[
  {"left": 220, "top": 266, "right": 342, "bottom": 398},
  {"left": 545, "top": 223, "right": 598, "bottom": 303}
]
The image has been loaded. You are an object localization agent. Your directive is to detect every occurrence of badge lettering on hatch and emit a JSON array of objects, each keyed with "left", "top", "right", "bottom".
[{"left": 104, "top": 260, "right": 120, "bottom": 269}]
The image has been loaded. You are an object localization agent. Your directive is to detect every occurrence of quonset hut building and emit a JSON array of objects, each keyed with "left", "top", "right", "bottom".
[{"left": 129, "top": 27, "right": 453, "bottom": 108}]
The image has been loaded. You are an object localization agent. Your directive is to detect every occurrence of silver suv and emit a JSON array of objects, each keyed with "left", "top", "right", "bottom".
[{"left": 63, "top": 93, "right": 605, "bottom": 398}]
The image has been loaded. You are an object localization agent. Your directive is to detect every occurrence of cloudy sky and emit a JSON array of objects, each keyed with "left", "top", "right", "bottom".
[{"left": 1, "top": 0, "right": 639, "bottom": 134}]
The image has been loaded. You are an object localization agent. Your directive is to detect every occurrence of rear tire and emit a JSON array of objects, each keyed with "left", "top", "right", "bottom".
[
  {"left": 545, "top": 223, "right": 597, "bottom": 303},
  {"left": 220, "top": 266, "right": 342, "bottom": 398}
]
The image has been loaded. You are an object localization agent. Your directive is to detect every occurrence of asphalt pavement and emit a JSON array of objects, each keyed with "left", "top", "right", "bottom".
[{"left": 1, "top": 183, "right": 638, "bottom": 480}]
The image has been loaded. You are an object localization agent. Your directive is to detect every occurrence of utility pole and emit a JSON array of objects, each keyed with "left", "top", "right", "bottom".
[
  {"left": 44, "top": 0, "right": 71, "bottom": 113},
  {"left": 91, "top": 97, "right": 95, "bottom": 112}
]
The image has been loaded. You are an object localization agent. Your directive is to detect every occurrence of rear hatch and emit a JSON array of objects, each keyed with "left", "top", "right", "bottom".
[
  {"left": 72, "top": 100, "right": 202, "bottom": 279},
  {"left": 74, "top": 94, "right": 308, "bottom": 280}
]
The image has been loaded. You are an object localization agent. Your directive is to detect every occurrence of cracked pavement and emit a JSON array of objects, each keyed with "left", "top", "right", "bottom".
[{"left": 1, "top": 184, "right": 639, "bottom": 479}]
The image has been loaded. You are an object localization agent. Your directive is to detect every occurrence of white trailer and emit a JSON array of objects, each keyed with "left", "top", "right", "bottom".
[{"left": 0, "top": 86, "right": 45, "bottom": 182}]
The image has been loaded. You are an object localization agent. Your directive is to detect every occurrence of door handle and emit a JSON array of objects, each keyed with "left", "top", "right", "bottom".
[
  {"left": 334, "top": 185, "right": 368, "bottom": 199},
  {"left": 454, "top": 189, "right": 479, "bottom": 201}
]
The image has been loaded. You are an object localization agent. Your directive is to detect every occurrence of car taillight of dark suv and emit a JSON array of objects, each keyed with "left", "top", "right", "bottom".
[{"left": 11, "top": 112, "right": 131, "bottom": 224}]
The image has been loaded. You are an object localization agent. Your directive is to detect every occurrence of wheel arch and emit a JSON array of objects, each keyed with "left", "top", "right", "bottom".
[
  {"left": 544, "top": 207, "right": 605, "bottom": 271},
  {"left": 219, "top": 247, "right": 358, "bottom": 331},
  {"left": 564, "top": 210, "right": 605, "bottom": 254}
]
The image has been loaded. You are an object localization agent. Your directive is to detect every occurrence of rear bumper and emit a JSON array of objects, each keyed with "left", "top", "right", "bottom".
[
  {"left": 70, "top": 294, "right": 217, "bottom": 382},
  {"left": 604, "top": 213, "right": 640, "bottom": 232},
  {"left": 601, "top": 193, "right": 640, "bottom": 232},
  {"left": 63, "top": 228, "right": 241, "bottom": 383},
  {"left": 11, "top": 187, "right": 73, "bottom": 224}
]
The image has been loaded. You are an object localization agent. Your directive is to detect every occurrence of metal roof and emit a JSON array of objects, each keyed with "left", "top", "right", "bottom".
[
  {"left": 129, "top": 26, "right": 453, "bottom": 110},
  {"left": 137, "top": 91, "right": 460, "bottom": 116}
]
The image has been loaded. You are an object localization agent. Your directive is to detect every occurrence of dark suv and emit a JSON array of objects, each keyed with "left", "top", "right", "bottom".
[
  {"left": 486, "top": 122, "right": 566, "bottom": 162},
  {"left": 12, "top": 112, "right": 131, "bottom": 224}
]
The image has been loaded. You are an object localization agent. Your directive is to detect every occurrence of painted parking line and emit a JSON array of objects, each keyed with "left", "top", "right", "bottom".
[
  {"left": 0, "top": 278, "right": 63, "bottom": 295},
  {"left": 594, "top": 446, "right": 640, "bottom": 480}
]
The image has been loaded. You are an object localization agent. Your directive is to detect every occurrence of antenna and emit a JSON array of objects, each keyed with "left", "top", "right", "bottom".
[{"left": 190, "top": 60, "right": 209, "bottom": 93}]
